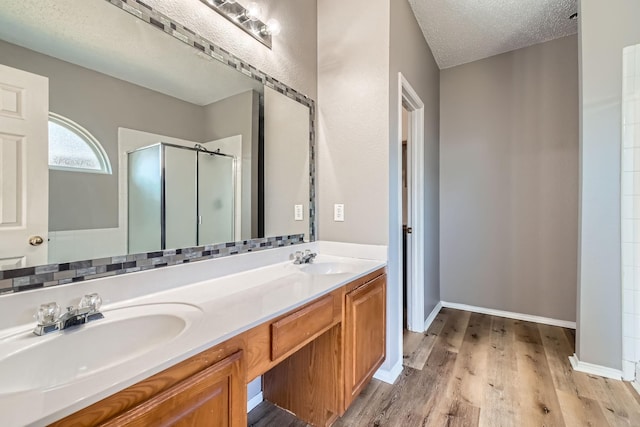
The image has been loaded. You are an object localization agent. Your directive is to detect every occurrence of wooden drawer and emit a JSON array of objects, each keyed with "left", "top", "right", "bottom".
[{"left": 271, "top": 294, "right": 335, "bottom": 360}]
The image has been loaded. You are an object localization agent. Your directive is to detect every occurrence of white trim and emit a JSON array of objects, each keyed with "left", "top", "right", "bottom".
[
  {"left": 394, "top": 74, "right": 405, "bottom": 340},
  {"left": 622, "top": 360, "right": 636, "bottom": 381},
  {"left": 423, "top": 301, "right": 443, "bottom": 332},
  {"left": 247, "top": 391, "right": 263, "bottom": 412},
  {"left": 373, "top": 360, "right": 403, "bottom": 384},
  {"left": 48, "top": 112, "right": 112, "bottom": 174},
  {"left": 398, "top": 72, "right": 426, "bottom": 333},
  {"left": 631, "top": 380, "right": 640, "bottom": 395},
  {"left": 440, "top": 301, "right": 576, "bottom": 329},
  {"left": 620, "top": 47, "right": 640, "bottom": 397},
  {"left": 569, "top": 354, "right": 623, "bottom": 380}
]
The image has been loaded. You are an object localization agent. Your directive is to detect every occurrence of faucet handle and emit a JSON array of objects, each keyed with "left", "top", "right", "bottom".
[
  {"left": 79, "top": 293, "right": 102, "bottom": 312},
  {"left": 35, "top": 302, "right": 60, "bottom": 325}
]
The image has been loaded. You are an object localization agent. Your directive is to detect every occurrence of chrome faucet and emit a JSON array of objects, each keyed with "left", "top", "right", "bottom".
[
  {"left": 294, "top": 249, "right": 317, "bottom": 265},
  {"left": 33, "top": 293, "right": 104, "bottom": 336}
]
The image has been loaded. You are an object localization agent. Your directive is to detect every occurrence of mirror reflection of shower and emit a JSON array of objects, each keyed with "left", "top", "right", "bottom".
[
  {"left": 127, "top": 142, "right": 236, "bottom": 253},
  {"left": 621, "top": 43, "right": 640, "bottom": 387}
]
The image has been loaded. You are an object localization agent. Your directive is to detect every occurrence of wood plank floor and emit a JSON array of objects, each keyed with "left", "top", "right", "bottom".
[{"left": 247, "top": 308, "right": 640, "bottom": 426}]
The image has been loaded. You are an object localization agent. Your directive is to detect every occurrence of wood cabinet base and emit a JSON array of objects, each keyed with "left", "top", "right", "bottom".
[
  {"left": 264, "top": 325, "right": 342, "bottom": 427},
  {"left": 103, "top": 351, "right": 246, "bottom": 427},
  {"left": 344, "top": 274, "right": 386, "bottom": 409}
]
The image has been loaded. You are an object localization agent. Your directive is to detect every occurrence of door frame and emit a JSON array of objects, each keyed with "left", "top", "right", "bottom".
[{"left": 397, "top": 73, "right": 425, "bottom": 332}]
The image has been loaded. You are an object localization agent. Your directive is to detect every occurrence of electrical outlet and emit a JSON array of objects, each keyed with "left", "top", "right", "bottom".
[
  {"left": 334, "top": 204, "right": 344, "bottom": 222},
  {"left": 294, "top": 204, "right": 304, "bottom": 221}
]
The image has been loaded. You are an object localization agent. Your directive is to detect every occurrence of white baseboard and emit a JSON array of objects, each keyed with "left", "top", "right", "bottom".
[
  {"left": 632, "top": 380, "right": 640, "bottom": 395},
  {"left": 423, "top": 301, "right": 443, "bottom": 332},
  {"left": 247, "top": 392, "right": 263, "bottom": 413},
  {"left": 569, "top": 354, "right": 623, "bottom": 380},
  {"left": 373, "top": 360, "right": 403, "bottom": 384},
  {"left": 440, "top": 301, "right": 576, "bottom": 329}
]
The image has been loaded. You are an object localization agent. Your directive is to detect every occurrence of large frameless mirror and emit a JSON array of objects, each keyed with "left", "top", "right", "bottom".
[{"left": 0, "top": 0, "right": 314, "bottom": 284}]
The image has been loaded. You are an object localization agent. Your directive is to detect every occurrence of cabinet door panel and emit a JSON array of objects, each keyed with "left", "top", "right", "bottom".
[
  {"left": 344, "top": 274, "right": 386, "bottom": 407},
  {"left": 102, "top": 350, "right": 245, "bottom": 427}
]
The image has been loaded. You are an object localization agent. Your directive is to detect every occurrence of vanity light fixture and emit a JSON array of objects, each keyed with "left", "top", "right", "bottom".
[
  {"left": 199, "top": 0, "right": 278, "bottom": 49},
  {"left": 261, "top": 19, "right": 281, "bottom": 36},
  {"left": 237, "top": 2, "right": 262, "bottom": 23}
]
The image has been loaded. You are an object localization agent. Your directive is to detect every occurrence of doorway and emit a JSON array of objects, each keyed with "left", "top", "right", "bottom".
[{"left": 397, "top": 73, "right": 425, "bottom": 335}]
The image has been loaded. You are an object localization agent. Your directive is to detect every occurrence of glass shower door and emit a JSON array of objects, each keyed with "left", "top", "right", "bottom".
[
  {"left": 198, "top": 153, "right": 235, "bottom": 244},
  {"left": 164, "top": 145, "right": 198, "bottom": 250},
  {"left": 128, "top": 145, "right": 162, "bottom": 253}
]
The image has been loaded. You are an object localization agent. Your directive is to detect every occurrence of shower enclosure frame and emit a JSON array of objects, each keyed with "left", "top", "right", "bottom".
[{"left": 127, "top": 142, "right": 237, "bottom": 252}]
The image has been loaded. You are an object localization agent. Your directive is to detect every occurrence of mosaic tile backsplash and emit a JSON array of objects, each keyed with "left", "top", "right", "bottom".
[{"left": 0, "top": 235, "right": 304, "bottom": 295}]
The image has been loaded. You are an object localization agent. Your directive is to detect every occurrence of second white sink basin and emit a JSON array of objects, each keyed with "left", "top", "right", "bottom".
[
  {"left": 0, "top": 303, "right": 202, "bottom": 395},
  {"left": 299, "top": 262, "right": 358, "bottom": 275}
]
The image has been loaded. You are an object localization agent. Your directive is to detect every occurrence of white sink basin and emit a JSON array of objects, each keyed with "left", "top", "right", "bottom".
[
  {"left": 299, "top": 262, "right": 358, "bottom": 275},
  {"left": 0, "top": 303, "right": 202, "bottom": 394}
]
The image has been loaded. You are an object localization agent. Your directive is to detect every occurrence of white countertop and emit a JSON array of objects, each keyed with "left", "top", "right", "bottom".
[{"left": 0, "top": 241, "right": 386, "bottom": 427}]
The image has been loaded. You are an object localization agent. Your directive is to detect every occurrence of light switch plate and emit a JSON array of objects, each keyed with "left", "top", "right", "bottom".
[
  {"left": 334, "top": 204, "right": 345, "bottom": 222},
  {"left": 294, "top": 204, "right": 304, "bottom": 221}
]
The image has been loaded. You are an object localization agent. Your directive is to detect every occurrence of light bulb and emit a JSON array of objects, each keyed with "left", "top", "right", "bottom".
[
  {"left": 245, "top": 2, "right": 262, "bottom": 21},
  {"left": 264, "top": 18, "right": 281, "bottom": 36}
]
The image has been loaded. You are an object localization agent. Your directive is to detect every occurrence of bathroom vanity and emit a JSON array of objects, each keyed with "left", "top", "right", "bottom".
[
  {"left": 0, "top": 243, "right": 387, "bottom": 426},
  {"left": 51, "top": 268, "right": 385, "bottom": 427}
]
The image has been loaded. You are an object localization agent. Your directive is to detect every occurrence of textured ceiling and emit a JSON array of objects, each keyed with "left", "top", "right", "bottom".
[{"left": 408, "top": 0, "right": 578, "bottom": 69}]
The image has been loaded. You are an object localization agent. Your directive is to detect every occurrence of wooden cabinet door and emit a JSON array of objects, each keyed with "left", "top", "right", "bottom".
[
  {"left": 102, "top": 350, "right": 246, "bottom": 427},
  {"left": 344, "top": 274, "right": 386, "bottom": 408}
]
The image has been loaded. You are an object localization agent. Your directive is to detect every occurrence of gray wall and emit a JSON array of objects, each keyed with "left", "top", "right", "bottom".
[
  {"left": 389, "top": 0, "right": 441, "bottom": 323},
  {"left": 204, "top": 91, "right": 260, "bottom": 238},
  {"left": 440, "top": 35, "right": 579, "bottom": 322},
  {"left": 0, "top": 39, "right": 205, "bottom": 231},
  {"left": 318, "top": 0, "right": 441, "bottom": 377},
  {"left": 317, "top": 0, "right": 392, "bottom": 370},
  {"left": 577, "top": 0, "right": 640, "bottom": 370},
  {"left": 317, "top": 0, "right": 390, "bottom": 245}
]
